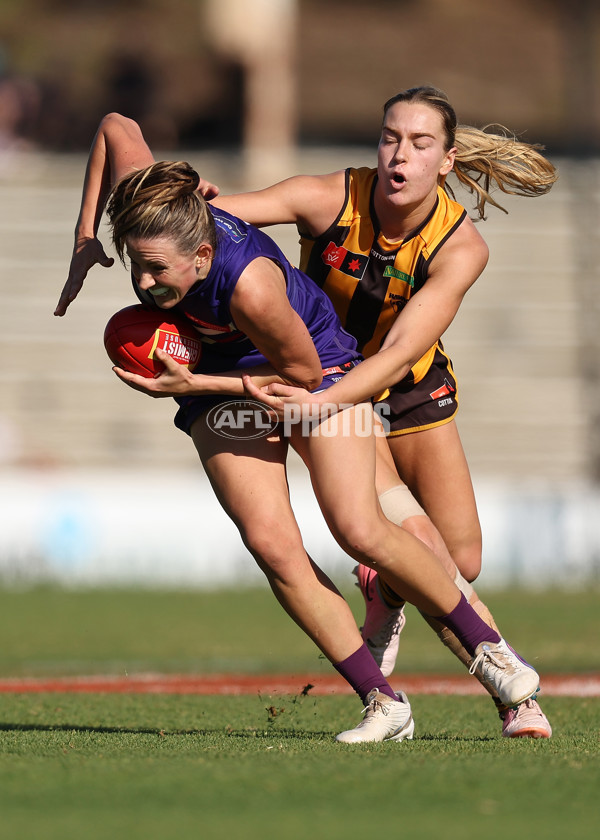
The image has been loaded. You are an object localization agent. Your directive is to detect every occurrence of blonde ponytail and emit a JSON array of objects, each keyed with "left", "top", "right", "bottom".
[{"left": 451, "top": 124, "right": 558, "bottom": 218}]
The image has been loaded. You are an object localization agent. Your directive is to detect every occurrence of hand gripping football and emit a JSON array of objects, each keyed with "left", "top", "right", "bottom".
[{"left": 104, "top": 304, "right": 202, "bottom": 377}]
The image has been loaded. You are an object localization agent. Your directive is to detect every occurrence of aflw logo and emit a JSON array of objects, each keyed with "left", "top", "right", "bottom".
[{"left": 150, "top": 329, "right": 202, "bottom": 367}]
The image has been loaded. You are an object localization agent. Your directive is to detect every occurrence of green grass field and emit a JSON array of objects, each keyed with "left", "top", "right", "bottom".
[{"left": 0, "top": 586, "right": 598, "bottom": 840}]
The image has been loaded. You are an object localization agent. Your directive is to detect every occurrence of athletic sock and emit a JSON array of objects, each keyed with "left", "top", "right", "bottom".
[
  {"left": 333, "top": 643, "right": 398, "bottom": 704},
  {"left": 434, "top": 593, "right": 501, "bottom": 656},
  {"left": 378, "top": 577, "right": 406, "bottom": 609}
]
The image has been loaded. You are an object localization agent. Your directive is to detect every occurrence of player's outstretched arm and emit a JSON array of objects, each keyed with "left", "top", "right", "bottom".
[{"left": 55, "top": 113, "right": 155, "bottom": 316}]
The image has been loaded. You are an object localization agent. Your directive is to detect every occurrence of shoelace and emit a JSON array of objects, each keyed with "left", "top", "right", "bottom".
[
  {"left": 503, "top": 697, "right": 543, "bottom": 718},
  {"left": 361, "top": 692, "right": 390, "bottom": 718},
  {"left": 516, "top": 698, "right": 541, "bottom": 714},
  {"left": 468, "top": 646, "right": 506, "bottom": 676}
]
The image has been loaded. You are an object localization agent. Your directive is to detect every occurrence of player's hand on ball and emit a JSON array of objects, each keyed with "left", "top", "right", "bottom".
[
  {"left": 113, "top": 348, "right": 195, "bottom": 397},
  {"left": 55, "top": 236, "right": 114, "bottom": 316}
]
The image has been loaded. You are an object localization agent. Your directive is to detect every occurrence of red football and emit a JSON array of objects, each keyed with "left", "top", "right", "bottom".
[{"left": 104, "top": 304, "right": 202, "bottom": 377}]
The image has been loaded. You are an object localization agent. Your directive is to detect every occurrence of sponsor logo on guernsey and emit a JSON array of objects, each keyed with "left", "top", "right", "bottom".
[
  {"left": 149, "top": 328, "right": 202, "bottom": 367},
  {"left": 321, "top": 242, "right": 368, "bottom": 279},
  {"left": 213, "top": 214, "right": 247, "bottom": 243},
  {"left": 383, "top": 265, "right": 414, "bottom": 286},
  {"left": 370, "top": 250, "right": 395, "bottom": 261},
  {"left": 388, "top": 293, "right": 408, "bottom": 314}
]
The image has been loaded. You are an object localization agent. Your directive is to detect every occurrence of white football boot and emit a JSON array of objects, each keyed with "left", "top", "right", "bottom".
[{"left": 336, "top": 689, "right": 414, "bottom": 744}]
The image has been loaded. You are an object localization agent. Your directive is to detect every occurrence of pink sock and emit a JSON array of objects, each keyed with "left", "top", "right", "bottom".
[{"left": 333, "top": 643, "right": 397, "bottom": 704}]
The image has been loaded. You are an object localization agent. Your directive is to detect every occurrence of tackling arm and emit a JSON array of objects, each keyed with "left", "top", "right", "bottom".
[
  {"left": 211, "top": 171, "right": 346, "bottom": 237},
  {"left": 245, "top": 219, "right": 488, "bottom": 414}
]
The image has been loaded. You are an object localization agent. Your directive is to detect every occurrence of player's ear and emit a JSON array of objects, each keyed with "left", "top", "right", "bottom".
[
  {"left": 195, "top": 243, "right": 213, "bottom": 278},
  {"left": 440, "top": 146, "right": 456, "bottom": 178}
]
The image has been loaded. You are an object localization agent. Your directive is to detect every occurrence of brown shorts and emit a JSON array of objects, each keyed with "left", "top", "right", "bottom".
[{"left": 374, "top": 345, "right": 458, "bottom": 437}]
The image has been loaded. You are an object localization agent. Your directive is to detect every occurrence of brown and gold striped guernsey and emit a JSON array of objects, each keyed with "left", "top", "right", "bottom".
[{"left": 299, "top": 167, "right": 466, "bottom": 386}]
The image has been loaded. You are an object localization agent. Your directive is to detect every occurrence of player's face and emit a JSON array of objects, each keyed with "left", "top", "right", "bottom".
[
  {"left": 376, "top": 102, "right": 456, "bottom": 213},
  {"left": 126, "top": 236, "right": 212, "bottom": 308}
]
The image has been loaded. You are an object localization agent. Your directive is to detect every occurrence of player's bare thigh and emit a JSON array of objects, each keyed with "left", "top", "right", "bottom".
[
  {"left": 290, "top": 404, "right": 384, "bottom": 550},
  {"left": 191, "top": 411, "right": 370, "bottom": 662},
  {"left": 387, "top": 419, "right": 483, "bottom": 581},
  {"left": 190, "top": 416, "right": 308, "bottom": 574}
]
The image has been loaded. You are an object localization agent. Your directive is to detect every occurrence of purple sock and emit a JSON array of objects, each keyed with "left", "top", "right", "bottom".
[
  {"left": 334, "top": 643, "right": 397, "bottom": 704},
  {"left": 435, "top": 593, "right": 501, "bottom": 656}
]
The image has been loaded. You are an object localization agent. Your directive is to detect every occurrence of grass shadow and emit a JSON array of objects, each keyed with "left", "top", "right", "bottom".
[{"left": 0, "top": 721, "right": 334, "bottom": 740}]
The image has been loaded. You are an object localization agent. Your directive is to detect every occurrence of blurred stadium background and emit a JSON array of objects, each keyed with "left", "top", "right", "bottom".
[{"left": 1, "top": 0, "right": 599, "bottom": 590}]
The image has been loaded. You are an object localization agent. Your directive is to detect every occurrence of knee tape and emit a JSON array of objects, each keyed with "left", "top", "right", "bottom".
[
  {"left": 379, "top": 485, "right": 475, "bottom": 602},
  {"left": 453, "top": 567, "right": 475, "bottom": 601},
  {"left": 378, "top": 484, "right": 425, "bottom": 526}
]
